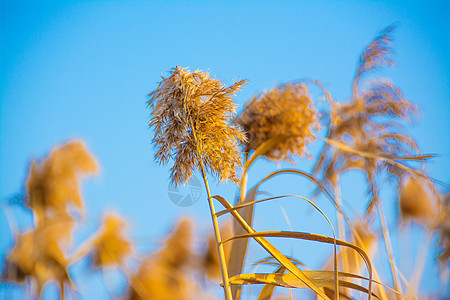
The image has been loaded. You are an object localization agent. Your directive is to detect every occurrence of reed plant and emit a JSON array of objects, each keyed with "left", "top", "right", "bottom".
[{"left": 1, "top": 25, "right": 448, "bottom": 300}]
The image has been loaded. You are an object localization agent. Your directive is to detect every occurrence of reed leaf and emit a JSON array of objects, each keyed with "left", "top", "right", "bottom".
[
  {"left": 257, "top": 266, "right": 287, "bottom": 300},
  {"left": 213, "top": 195, "right": 333, "bottom": 300},
  {"left": 227, "top": 272, "right": 378, "bottom": 298},
  {"left": 222, "top": 230, "right": 374, "bottom": 300},
  {"left": 228, "top": 185, "right": 257, "bottom": 299},
  {"left": 218, "top": 193, "right": 340, "bottom": 299}
]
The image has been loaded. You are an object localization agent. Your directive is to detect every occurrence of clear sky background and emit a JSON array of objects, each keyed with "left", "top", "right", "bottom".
[{"left": 1, "top": 0, "right": 449, "bottom": 299}]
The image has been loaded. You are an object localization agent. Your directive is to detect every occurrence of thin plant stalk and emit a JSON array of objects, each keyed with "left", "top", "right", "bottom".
[
  {"left": 60, "top": 282, "right": 65, "bottom": 300},
  {"left": 198, "top": 157, "right": 233, "bottom": 300},
  {"left": 238, "top": 153, "right": 249, "bottom": 205},
  {"left": 335, "top": 179, "right": 351, "bottom": 297},
  {"left": 180, "top": 100, "right": 233, "bottom": 299},
  {"left": 377, "top": 201, "right": 402, "bottom": 300},
  {"left": 334, "top": 180, "right": 349, "bottom": 273},
  {"left": 409, "top": 231, "right": 432, "bottom": 297},
  {"left": 372, "top": 266, "right": 389, "bottom": 300},
  {"left": 233, "top": 152, "right": 249, "bottom": 300}
]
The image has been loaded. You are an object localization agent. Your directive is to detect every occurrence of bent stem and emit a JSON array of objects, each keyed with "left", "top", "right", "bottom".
[
  {"left": 377, "top": 201, "right": 402, "bottom": 300},
  {"left": 198, "top": 158, "right": 233, "bottom": 300}
]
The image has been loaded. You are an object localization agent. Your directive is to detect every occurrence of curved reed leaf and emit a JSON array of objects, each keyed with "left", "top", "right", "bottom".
[
  {"left": 222, "top": 230, "right": 374, "bottom": 300},
  {"left": 258, "top": 266, "right": 287, "bottom": 300},
  {"left": 233, "top": 269, "right": 410, "bottom": 300},
  {"left": 218, "top": 193, "right": 339, "bottom": 299},
  {"left": 253, "top": 256, "right": 309, "bottom": 271},
  {"left": 228, "top": 185, "right": 257, "bottom": 299},
  {"left": 235, "top": 168, "right": 354, "bottom": 232},
  {"left": 243, "top": 136, "right": 289, "bottom": 173},
  {"left": 213, "top": 195, "right": 333, "bottom": 300},
  {"left": 226, "top": 272, "right": 378, "bottom": 298}
]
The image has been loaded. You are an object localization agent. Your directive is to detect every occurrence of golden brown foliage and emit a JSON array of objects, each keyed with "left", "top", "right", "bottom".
[
  {"left": 158, "top": 217, "right": 194, "bottom": 270},
  {"left": 438, "top": 193, "right": 450, "bottom": 269},
  {"left": 353, "top": 25, "right": 395, "bottom": 90},
  {"left": 323, "top": 221, "right": 378, "bottom": 300},
  {"left": 3, "top": 215, "right": 74, "bottom": 295},
  {"left": 127, "top": 259, "right": 195, "bottom": 300},
  {"left": 126, "top": 218, "right": 196, "bottom": 300},
  {"left": 26, "top": 140, "right": 98, "bottom": 215},
  {"left": 148, "top": 66, "right": 247, "bottom": 184},
  {"left": 324, "top": 221, "right": 377, "bottom": 273},
  {"left": 90, "top": 213, "right": 133, "bottom": 268},
  {"left": 235, "top": 83, "right": 319, "bottom": 162},
  {"left": 399, "top": 176, "right": 439, "bottom": 227},
  {"left": 314, "top": 26, "right": 420, "bottom": 215},
  {"left": 2, "top": 140, "right": 99, "bottom": 297}
]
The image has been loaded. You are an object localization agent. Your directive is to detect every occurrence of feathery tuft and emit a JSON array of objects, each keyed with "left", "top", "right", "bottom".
[
  {"left": 235, "top": 83, "right": 319, "bottom": 162},
  {"left": 148, "top": 66, "right": 247, "bottom": 184}
]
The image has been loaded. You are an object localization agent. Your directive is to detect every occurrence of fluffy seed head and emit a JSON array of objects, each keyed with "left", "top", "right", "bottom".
[
  {"left": 148, "top": 66, "right": 247, "bottom": 184},
  {"left": 126, "top": 217, "right": 196, "bottom": 300},
  {"left": 26, "top": 140, "right": 98, "bottom": 214},
  {"left": 2, "top": 215, "right": 74, "bottom": 291},
  {"left": 90, "top": 213, "right": 133, "bottom": 268},
  {"left": 399, "top": 176, "right": 439, "bottom": 227},
  {"left": 235, "top": 83, "right": 319, "bottom": 162}
]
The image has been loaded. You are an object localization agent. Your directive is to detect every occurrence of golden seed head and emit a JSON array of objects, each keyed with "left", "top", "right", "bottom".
[
  {"left": 126, "top": 217, "right": 196, "bottom": 300},
  {"left": 26, "top": 140, "right": 98, "bottom": 214},
  {"left": 3, "top": 215, "right": 74, "bottom": 287},
  {"left": 399, "top": 176, "right": 439, "bottom": 227},
  {"left": 235, "top": 83, "right": 319, "bottom": 162},
  {"left": 148, "top": 66, "right": 247, "bottom": 184},
  {"left": 158, "top": 217, "right": 194, "bottom": 270},
  {"left": 91, "top": 213, "right": 133, "bottom": 268}
]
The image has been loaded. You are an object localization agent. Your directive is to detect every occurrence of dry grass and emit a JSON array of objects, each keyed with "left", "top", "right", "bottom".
[
  {"left": 235, "top": 83, "right": 319, "bottom": 162},
  {"left": 148, "top": 66, "right": 247, "bottom": 184},
  {"left": 1, "top": 25, "right": 447, "bottom": 300}
]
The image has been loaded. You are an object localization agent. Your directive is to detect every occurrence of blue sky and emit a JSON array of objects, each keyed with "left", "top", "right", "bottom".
[{"left": 1, "top": 0, "right": 449, "bottom": 299}]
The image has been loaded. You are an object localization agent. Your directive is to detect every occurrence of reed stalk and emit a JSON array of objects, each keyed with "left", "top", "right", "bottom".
[
  {"left": 199, "top": 157, "right": 233, "bottom": 300},
  {"left": 377, "top": 201, "right": 402, "bottom": 300}
]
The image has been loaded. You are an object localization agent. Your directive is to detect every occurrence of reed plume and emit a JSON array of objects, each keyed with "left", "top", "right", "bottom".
[
  {"left": 235, "top": 83, "right": 319, "bottom": 162},
  {"left": 26, "top": 140, "right": 98, "bottom": 217},
  {"left": 148, "top": 66, "right": 247, "bottom": 184},
  {"left": 314, "top": 25, "right": 420, "bottom": 216},
  {"left": 2, "top": 140, "right": 99, "bottom": 298},
  {"left": 90, "top": 213, "right": 133, "bottom": 268},
  {"left": 2, "top": 215, "right": 75, "bottom": 297},
  {"left": 126, "top": 218, "right": 196, "bottom": 300},
  {"left": 399, "top": 176, "right": 440, "bottom": 228}
]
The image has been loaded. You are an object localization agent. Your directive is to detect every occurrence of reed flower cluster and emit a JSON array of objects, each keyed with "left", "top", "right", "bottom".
[
  {"left": 126, "top": 218, "right": 195, "bottom": 300},
  {"left": 2, "top": 25, "right": 447, "bottom": 300},
  {"left": 148, "top": 66, "right": 247, "bottom": 184},
  {"left": 399, "top": 176, "right": 440, "bottom": 228},
  {"left": 315, "top": 25, "right": 420, "bottom": 216},
  {"left": 90, "top": 213, "right": 133, "bottom": 268},
  {"left": 26, "top": 140, "right": 98, "bottom": 216},
  {"left": 3, "top": 217, "right": 74, "bottom": 289},
  {"left": 3, "top": 140, "right": 98, "bottom": 297},
  {"left": 235, "top": 83, "right": 319, "bottom": 162}
]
